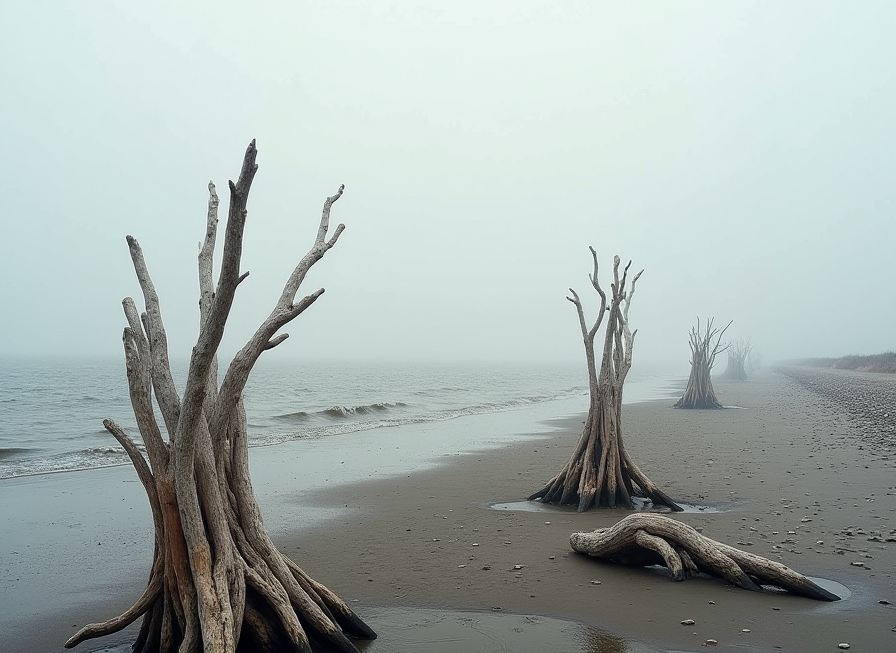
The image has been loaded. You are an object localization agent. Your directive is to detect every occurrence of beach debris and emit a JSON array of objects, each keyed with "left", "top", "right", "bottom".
[
  {"left": 528, "top": 253, "right": 682, "bottom": 512},
  {"left": 703, "top": 639, "right": 718, "bottom": 646},
  {"left": 681, "top": 619, "right": 696, "bottom": 625},
  {"left": 838, "top": 644, "right": 850, "bottom": 649},
  {"left": 570, "top": 514, "right": 841, "bottom": 601}
]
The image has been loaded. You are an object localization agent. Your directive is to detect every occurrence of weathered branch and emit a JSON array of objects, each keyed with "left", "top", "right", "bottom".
[
  {"left": 571, "top": 514, "right": 840, "bottom": 601},
  {"left": 125, "top": 237, "right": 183, "bottom": 436},
  {"left": 210, "top": 188, "right": 345, "bottom": 441},
  {"left": 119, "top": 322, "right": 169, "bottom": 472},
  {"left": 199, "top": 181, "right": 220, "bottom": 324},
  {"left": 103, "top": 418, "right": 163, "bottom": 534},
  {"left": 178, "top": 140, "right": 259, "bottom": 454},
  {"left": 198, "top": 180, "right": 222, "bottom": 423},
  {"left": 65, "top": 556, "right": 165, "bottom": 648}
]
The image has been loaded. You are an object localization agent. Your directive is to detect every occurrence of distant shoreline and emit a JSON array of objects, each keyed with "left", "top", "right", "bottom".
[{"left": 784, "top": 350, "right": 896, "bottom": 374}]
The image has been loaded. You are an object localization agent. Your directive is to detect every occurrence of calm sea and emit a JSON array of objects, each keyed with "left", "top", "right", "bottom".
[{"left": 0, "top": 356, "right": 684, "bottom": 480}]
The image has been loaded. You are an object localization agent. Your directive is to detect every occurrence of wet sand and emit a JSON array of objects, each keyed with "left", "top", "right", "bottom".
[{"left": 3, "top": 369, "right": 895, "bottom": 652}]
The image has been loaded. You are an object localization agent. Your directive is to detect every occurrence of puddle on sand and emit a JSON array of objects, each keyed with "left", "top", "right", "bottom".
[
  {"left": 489, "top": 499, "right": 735, "bottom": 514},
  {"left": 353, "top": 607, "right": 659, "bottom": 653},
  {"left": 808, "top": 576, "right": 851, "bottom": 600},
  {"left": 75, "top": 608, "right": 657, "bottom": 653},
  {"left": 759, "top": 576, "right": 851, "bottom": 601}
]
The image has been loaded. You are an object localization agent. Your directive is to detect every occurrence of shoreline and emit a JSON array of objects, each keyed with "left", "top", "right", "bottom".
[{"left": 3, "top": 369, "right": 894, "bottom": 651}]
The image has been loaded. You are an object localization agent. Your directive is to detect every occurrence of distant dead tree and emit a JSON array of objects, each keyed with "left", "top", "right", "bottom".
[
  {"left": 722, "top": 339, "right": 754, "bottom": 381},
  {"left": 753, "top": 351, "right": 762, "bottom": 371},
  {"left": 528, "top": 249, "right": 681, "bottom": 512},
  {"left": 747, "top": 350, "right": 761, "bottom": 374},
  {"left": 673, "top": 318, "right": 731, "bottom": 409},
  {"left": 65, "top": 141, "right": 376, "bottom": 653}
]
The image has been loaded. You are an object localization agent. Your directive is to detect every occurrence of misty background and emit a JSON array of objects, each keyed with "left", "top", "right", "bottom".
[{"left": 1, "top": 1, "right": 893, "bottom": 373}]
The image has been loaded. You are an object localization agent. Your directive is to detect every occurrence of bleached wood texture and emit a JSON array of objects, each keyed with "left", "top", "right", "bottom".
[
  {"left": 571, "top": 513, "right": 840, "bottom": 601},
  {"left": 65, "top": 141, "right": 375, "bottom": 653}
]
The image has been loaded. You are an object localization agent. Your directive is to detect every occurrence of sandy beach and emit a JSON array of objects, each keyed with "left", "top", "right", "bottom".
[{"left": 3, "top": 368, "right": 895, "bottom": 652}]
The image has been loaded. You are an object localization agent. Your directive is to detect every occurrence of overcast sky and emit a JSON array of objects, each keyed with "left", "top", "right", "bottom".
[{"left": 1, "top": 1, "right": 893, "bottom": 372}]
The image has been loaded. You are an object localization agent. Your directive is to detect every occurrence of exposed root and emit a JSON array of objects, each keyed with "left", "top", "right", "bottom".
[
  {"left": 570, "top": 513, "right": 840, "bottom": 601},
  {"left": 65, "top": 554, "right": 164, "bottom": 648}
]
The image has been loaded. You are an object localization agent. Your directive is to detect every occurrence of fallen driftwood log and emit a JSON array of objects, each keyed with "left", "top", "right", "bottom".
[{"left": 570, "top": 513, "right": 840, "bottom": 601}]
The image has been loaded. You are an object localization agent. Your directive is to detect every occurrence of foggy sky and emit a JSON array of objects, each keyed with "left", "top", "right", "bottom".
[{"left": 1, "top": 1, "right": 894, "bottom": 372}]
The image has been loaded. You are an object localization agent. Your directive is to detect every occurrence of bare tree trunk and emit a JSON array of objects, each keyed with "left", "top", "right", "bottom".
[
  {"left": 65, "top": 141, "right": 376, "bottom": 653},
  {"left": 722, "top": 339, "right": 754, "bottom": 381},
  {"left": 673, "top": 318, "right": 730, "bottom": 409},
  {"left": 571, "top": 514, "right": 840, "bottom": 601},
  {"left": 528, "top": 250, "right": 681, "bottom": 512}
]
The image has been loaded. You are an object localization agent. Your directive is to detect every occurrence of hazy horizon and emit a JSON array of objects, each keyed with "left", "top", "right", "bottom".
[{"left": 2, "top": 2, "right": 893, "bottom": 371}]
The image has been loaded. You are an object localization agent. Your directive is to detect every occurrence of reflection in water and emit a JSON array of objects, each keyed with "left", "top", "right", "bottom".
[
  {"left": 354, "top": 607, "right": 656, "bottom": 653},
  {"left": 806, "top": 576, "right": 850, "bottom": 600}
]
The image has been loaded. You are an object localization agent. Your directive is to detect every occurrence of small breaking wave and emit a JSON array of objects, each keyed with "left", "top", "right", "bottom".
[
  {"left": 0, "top": 446, "right": 135, "bottom": 479},
  {"left": 272, "top": 402, "right": 410, "bottom": 423},
  {"left": 272, "top": 411, "right": 311, "bottom": 422},
  {"left": 322, "top": 402, "right": 407, "bottom": 419},
  {"left": 0, "top": 376, "right": 605, "bottom": 480},
  {"left": 0, "top": 447, "right": 38, "bottom": 461}
]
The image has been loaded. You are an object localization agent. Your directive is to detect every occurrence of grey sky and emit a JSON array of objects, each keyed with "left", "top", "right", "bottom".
[{"left": 1, "top": 1, "right": 893, "bottom": 371}]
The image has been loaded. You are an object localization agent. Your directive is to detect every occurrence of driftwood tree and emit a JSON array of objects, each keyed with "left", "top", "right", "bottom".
[
  {"left": 571, "top": 514, "right": 840, "bottom": 601},
  {"left": 722, "top": 338, "right": 754, "bottom": 381},
  {"left": 747, "top": 349, "right": 761, "bottom": 374},
  {"left": 528, "top": 250, "right": 681, "bottom": 512},
  {"left": 65, "top": 141, "right": 376, "bottom": 653},
  {"left": 673, "top": 318, "right": 731, "bottom": 409}
]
